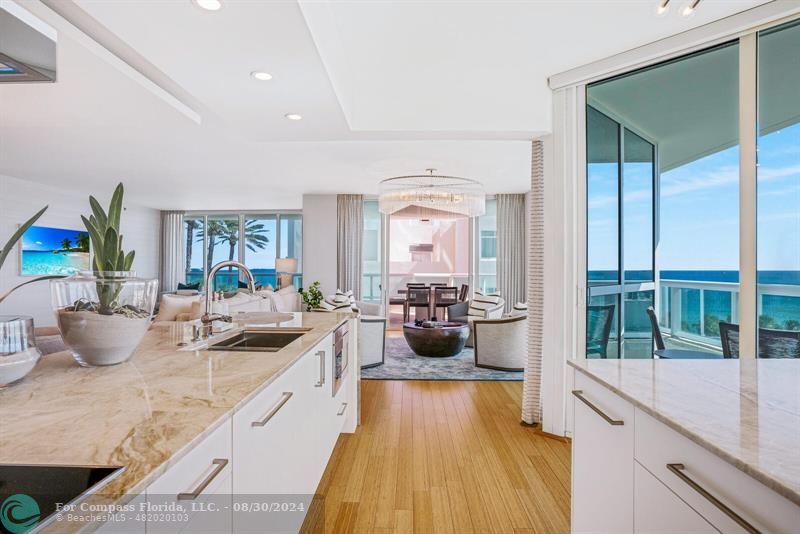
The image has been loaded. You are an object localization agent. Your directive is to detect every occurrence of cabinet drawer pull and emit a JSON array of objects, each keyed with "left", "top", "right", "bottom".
[
  {"left": 666, "top": 463, "right": 760, "bottom": 534},
  {"left": 571, "top": 390, "right": 624, "bottom": 426},
  {"left": 314, "top": 350, "right": 325, "bottom": 387},
  {"left": 177, "top": 458, "right": 228, "bottom": 500},
  {"left": 337, "top": 402, "right": 348, "bottom": 416},
  {"left": 252, "top": 392, "right": 293, "bottom": 427}
]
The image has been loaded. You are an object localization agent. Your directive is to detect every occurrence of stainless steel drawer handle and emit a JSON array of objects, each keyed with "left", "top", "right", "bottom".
[
  {"left": 666, "top": 463, "right": 760, "bottom": 534},
  {"left": 177, "top": 458, "right": 228, "bottom": 500},
  {"left": 314, "top": 350, "right": 325, "bottom": 387},
  {"left": 252, "top": 392, "right": 293, "bottom": 427},
  {"left": 337, "top": 402, "right": 348, "bottom": 416},
  {"left": 571, "top": 390, "right": 624, "bottom": 426}
]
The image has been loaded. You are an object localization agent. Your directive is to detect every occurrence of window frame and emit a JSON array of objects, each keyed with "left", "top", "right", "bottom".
[{"left": 183, "top": 210, "right": 303, "bottom": 288}]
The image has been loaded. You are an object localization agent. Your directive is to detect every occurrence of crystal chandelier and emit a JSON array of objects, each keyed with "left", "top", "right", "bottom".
[{"left": 378, "top": 169, "right": 485, "bottom": 218}]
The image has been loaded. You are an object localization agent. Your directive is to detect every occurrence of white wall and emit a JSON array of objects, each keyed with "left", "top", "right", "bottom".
[
  {"left": 301, "top": 194, "right": 338, "bottom": 296},
  {"left": 0, "top": 175, "right": 161, "bottom": 327}
]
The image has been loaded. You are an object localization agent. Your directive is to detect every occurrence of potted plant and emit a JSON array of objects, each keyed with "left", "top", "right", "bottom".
[
  {"left": 299, "top": 281, "right": 323, "bottom": 311},
  {"left": 51, "top": 184, "right": 158, "bottom": 366},
  {"left": 0, "top": 206, "right": 52, "bottom": 387}
]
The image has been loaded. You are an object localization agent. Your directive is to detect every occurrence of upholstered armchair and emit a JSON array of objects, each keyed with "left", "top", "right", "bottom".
[
  {"left": 472, "top": 315, "right": 527, "bottom": 371},
  {"left": 446, "top": 296, "right": 506, "bottom": 347},
  {"left": 359, "top": 315, "right": 387, "bottom": 368}
]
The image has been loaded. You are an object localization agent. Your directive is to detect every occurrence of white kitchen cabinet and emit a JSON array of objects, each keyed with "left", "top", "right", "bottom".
[
  {"left": 635, "top": 407, "right": 800, "bottom": 534},
  {"left": 232, "top": 340, "right": 322, "bottom": 496},
  {"left": 147, "top": 418, "right": 233, "bottom": 534},
  {"left": 634, "top": 461, "right": 714, "bottom": 534},
  {"left": 572, "top": 367, "right": 800, "bottom": 534},
  {"left": 571, "top": 372, "right": 635, "bottom": 534}
]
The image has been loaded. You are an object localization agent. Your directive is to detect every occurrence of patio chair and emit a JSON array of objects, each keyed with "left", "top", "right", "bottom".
[
  {"left": 719, "top": 322, "right": 800, "bottom": 358},
  {"left": 587, "top": 304, "right": 615, "bottom": 358}
]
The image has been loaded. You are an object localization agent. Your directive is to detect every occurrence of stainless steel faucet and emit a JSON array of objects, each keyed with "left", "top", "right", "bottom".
[{"left": 200, "top": 260, "right": 256, "bottom": 337}]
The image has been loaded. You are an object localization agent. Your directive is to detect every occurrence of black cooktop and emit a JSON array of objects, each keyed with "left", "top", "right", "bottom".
[{"left": 0, "top": 464, "right": 123, "bottom": 534}]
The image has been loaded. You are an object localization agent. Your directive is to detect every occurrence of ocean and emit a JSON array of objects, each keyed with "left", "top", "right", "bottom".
[{"left": 21, "top": 250, "right": 90, "bottom": 276}]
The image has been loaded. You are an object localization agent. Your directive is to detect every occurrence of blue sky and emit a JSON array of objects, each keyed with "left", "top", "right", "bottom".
[
  {"left": 589, "top": 121, "right": 800, "bottom": 273},
  {"left": 21, "top": 225, "right": 85, "bottom": 252}
]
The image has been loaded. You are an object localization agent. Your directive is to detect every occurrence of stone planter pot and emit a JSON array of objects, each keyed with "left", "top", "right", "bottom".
[
  {"left": 51, "top": 271, "right": 158, "bottom": 366},
  {"left": 0, "top": 315, "right": 41, "bottom": 387}
]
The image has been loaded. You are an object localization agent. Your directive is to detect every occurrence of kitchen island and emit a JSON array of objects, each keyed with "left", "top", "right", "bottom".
[
  {"left": 0, "top": 311, "right": 357, "bottom": 533},
  {"left": 568, "top": 358, "right": 799, "bottom": 533}
]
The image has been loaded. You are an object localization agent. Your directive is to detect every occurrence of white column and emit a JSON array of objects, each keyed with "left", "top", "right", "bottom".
[{"left": 739, "top": 34, "right": 758, "bottom": 359}]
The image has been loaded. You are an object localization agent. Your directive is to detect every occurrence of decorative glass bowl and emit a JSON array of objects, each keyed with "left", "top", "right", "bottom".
[
  {"left": 51, "top": 271, "right": 158, "bottom": 366},
  {"left": 0, "top": 315, "right": 41, "bottom": 388}
]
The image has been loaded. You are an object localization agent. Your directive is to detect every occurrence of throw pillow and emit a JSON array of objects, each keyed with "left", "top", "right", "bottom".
[
  {"left": 177, "top": 281, "right": 200, "bottom": 291},
  {"left": 511, "top": 302, "right": 528, "bottom": 317},
  {"left": 468, "top": 291, "right": 502, "bottom": 318}
]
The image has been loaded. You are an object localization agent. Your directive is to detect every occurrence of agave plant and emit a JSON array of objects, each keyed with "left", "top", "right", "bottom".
[
  {"left": 0, "top": 206, "right": 61, "bottom": 305},
  {"left": 79, "top": 183, "right": 136, "bottom": 315}
]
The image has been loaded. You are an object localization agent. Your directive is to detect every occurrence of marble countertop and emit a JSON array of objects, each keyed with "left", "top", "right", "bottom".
[
  {"left": 0, "top": 312, "right": 350, "bottom": 511},
  {"left": 568, "top": 358, "right": 800, "bottom": 506}
]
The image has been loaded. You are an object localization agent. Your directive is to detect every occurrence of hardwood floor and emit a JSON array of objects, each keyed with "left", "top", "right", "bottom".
[{"left": 302, "top": 380, "right": 571, "bottom": 533}]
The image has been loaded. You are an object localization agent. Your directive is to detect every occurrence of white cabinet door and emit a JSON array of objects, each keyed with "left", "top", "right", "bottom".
[
  {"left": 634, "top": 461, "right": 715, "bottom": 534},
  {"left": 572, "top": 371, "right": 635, "bottom": 534},
  {"left": 232, "top": 355, "right": 313, "bottom": 495},
  {"left": 147, "top": 418, "right": 233, "bottom": 534}
]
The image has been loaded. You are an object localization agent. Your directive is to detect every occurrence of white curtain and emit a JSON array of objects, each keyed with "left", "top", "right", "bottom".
[
  {"left": 497, "top": 193, "right": 527, "bottom": 311},
  {"left": 159, "top": 211, "right": 185, "bottom": 293},
  {"left": 337, "top": 195, "right": 363, "bottom": 300},
  {"left": 522, "top": 140, "right": 544, "bottom": 425}
]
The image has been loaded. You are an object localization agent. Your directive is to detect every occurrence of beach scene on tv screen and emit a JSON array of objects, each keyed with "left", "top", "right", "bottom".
[{"left": 21, "top": 225, "right": 91, "bottom": 276}]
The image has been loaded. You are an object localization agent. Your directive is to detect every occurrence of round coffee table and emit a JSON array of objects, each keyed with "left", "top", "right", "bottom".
[{"left": 403, "top": 321, "right": 469, "bottom": 357}]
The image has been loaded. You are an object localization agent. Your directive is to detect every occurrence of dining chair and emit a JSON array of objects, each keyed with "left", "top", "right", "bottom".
[
  {"left": 406, "top": 286, "right": 431, "bottom": 322},
  {"left": 433, "top": 286, "right": 458, "bottom": 320},
  {"left": 458, "top": 284, "right": 469, "bottom": 302},
  {"left": 720, "top": 322, "right": 800, "bottom": 358}
]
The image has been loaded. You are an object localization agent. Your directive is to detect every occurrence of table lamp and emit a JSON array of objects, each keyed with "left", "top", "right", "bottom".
[{"left": 275, "top": 257, "right": 298, "bottom": 290}]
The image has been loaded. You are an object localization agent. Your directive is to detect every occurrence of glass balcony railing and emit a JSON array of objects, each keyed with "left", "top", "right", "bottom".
[{"left": 658, "top": 279, "right": 800, "bottom": 354}]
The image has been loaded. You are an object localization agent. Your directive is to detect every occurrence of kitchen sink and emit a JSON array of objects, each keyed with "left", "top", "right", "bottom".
[{"left": 207, "top": 330, "right": 307, "bottom": 352}]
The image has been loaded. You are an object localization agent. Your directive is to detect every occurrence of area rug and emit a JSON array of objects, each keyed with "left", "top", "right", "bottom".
[{"left": 361, "top": 337, "right": 523, "bottom": 381}]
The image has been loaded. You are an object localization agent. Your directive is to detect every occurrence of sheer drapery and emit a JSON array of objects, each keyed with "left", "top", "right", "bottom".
[{"left": 337, "top": 194, "right": 364, "bottom": 300}]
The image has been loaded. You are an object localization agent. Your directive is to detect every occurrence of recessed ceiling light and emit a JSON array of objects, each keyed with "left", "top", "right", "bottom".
[
  {"left": 251, "top": 71, "right": 273, "bottom": 81},
  {"left": 681, "top": 0, "right": 700, "bottom": 16},
  {"left": 285, "top": 113, "right": 303, "bottom": 121},
  {"left": 656, "top": 0, "right": 670, "bottom": 15},
  {"left": 192, "top": 0, "right": 222, "bottom": 12}
]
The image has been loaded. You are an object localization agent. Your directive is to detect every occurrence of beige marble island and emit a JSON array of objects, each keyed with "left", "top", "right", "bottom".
[
  {"left": 0, "top": 311, "right": 356, "bottom": 532},
  {"left": 569, "top": 358, "right": 800, "bottom": 533}
]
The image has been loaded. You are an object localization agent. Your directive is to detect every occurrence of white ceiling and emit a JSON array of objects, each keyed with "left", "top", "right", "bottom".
[{"left": 0, "top": 0, "right": 774, "bottom": 209}]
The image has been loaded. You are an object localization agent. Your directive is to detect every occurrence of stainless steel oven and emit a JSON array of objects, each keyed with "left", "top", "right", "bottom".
[{"left": 332, "top": 321, "right": 349, "bottom": 397}]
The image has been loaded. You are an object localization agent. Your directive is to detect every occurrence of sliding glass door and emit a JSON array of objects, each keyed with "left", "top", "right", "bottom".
[
  {"left": 757, "top": 20, "right": 800, "bottom": 350},
  {"left": 587, "top": 42, "right": 740, "bottom": 358},
  {"left": 586, "top": 107, "right": 655, "bottom": 358},
  {"left": 182, "top": 212, "right": 302, "bottom": 292}
]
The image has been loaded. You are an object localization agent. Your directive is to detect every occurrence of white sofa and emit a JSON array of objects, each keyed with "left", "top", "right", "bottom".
[{"left": 153, "top": 287, "right": 302, "bottom": 322}]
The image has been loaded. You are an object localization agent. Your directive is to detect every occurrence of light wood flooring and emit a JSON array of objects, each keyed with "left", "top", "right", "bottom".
[{"left": 302, "top": 380, "right": 571, "bottom": 533}]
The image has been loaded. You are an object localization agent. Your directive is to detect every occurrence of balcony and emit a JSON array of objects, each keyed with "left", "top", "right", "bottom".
[{"left": 657, "top": 279, "right": 800, "bottom": 355}]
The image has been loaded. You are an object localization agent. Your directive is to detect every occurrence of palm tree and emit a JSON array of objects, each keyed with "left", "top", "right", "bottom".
[
  {"left": 61, "top": 237, "right": 72, "bottom": 251},
  {"left": 185, "top": 219, "right": 200, "bottom": 275},
  {"left": 76, "top": 232, "right": 90, "bottom": 252},
  {"left": 197, "top": 219, "right": 271, "bottom": 273}
]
